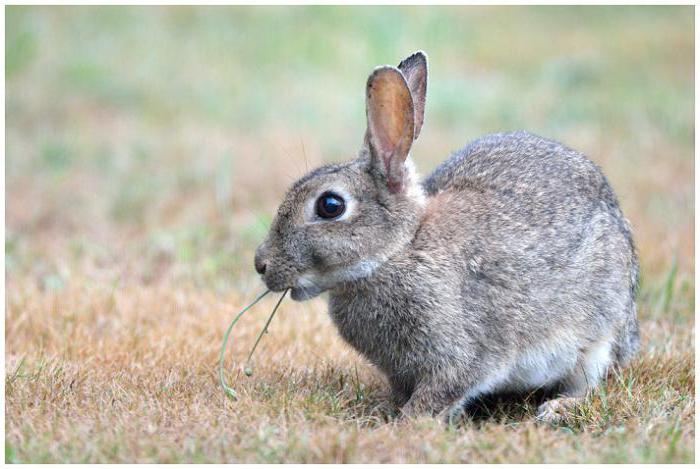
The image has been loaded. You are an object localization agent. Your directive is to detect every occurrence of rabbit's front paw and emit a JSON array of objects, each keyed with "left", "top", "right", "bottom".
[
  {"left": 400, "top": 382, "right": 466, "bottom": 421},
  {"left": 400, "top": 391, "right": 441, "bottom": 418},
  {"left": 535, "top": 397, "right": 582, "bottom": 424}
]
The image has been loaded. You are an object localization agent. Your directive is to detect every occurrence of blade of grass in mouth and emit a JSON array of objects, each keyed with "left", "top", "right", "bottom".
[{"left": 218, "top": 289, "right": 288, "bottom": 399}]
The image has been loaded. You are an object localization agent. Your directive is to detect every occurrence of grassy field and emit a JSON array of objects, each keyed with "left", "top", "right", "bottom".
[{"left": 5, "top": 6, "right": 694, "bottom": 463}]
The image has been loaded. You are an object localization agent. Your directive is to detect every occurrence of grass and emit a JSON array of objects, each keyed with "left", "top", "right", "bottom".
[{"left": 5, "top": 5, "right": 694, "bottom": 463}]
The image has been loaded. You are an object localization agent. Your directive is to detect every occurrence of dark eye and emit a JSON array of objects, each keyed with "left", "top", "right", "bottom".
[{"left": 316, "top": 192, "right": 346, "bottom": 219}]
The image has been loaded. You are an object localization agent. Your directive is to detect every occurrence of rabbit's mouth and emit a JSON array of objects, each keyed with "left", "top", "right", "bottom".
[
  {"left": 290, "top": 285, "right": 324, "bottom": 301},
  {"left": 290, "top": 272, "right": 327, "bottom": 301},
  {"left": 290, "top": 259, "right": 382, "bottom": 302}
]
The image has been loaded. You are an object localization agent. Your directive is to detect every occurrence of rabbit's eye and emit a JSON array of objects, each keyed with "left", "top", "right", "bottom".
[{"left": 316, "top": 192, "right": 346, "bottom": 219}]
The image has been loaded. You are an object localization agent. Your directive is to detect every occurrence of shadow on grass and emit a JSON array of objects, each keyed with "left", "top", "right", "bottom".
[
  {"left": 341, "top": 385, "right": 576, "bottom": 430},
  {"left": 463, "top": 389, "right": 552, "bottom": 424}
]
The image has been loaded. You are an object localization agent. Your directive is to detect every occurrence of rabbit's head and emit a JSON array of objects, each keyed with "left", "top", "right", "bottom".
[{"left": 255, "top": 52, "right": 429, "bottom": 301}]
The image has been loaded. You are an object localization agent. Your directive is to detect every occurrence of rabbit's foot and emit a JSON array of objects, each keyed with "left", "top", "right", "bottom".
[
  {"left": 535, "top": 397, "right": 581, "bottom": 424},
  {"left": 400, "top": 379, "right": 469, "bottom": 423}
]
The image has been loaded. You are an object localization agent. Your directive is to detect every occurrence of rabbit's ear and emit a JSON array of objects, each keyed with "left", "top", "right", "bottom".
[
  {"left": 365, "top": 66, "right": 415, "bottom": 194},
  {"left": 398, "top": 51, "right": 428, "bottom": 140}
]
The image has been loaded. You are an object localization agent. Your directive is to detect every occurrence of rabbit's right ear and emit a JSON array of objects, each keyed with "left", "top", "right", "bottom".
[
  {"left": 365, "top": 66, "right": 415, "bottom": 194},
  {"left": 397, "top": 51, "right": 428, "bottom": 140}
]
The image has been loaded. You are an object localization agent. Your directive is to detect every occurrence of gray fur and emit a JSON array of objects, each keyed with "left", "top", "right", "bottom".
[{"left": 254, "top": 52, "right": 639, "bottom": 420}]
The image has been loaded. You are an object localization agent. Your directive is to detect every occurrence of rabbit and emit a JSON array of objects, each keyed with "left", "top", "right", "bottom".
[{"left": 254, "top": 51, "right": 639, "bottom": 423}]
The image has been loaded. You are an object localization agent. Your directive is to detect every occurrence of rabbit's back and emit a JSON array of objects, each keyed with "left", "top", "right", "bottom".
[
  {"left": 422, "top": 131, "right": 635, "bottom": 270},
  {"left": 424, "top": 131, "right": 614, "bottom": 208}
]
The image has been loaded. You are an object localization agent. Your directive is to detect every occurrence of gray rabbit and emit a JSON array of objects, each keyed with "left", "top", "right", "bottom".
[{"left": 254, "top": 51, "right": 639, "bottom": 422}]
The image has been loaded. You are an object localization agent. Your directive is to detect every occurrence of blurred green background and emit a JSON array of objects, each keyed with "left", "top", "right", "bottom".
[{"left": 6, "top": 6, "right": 694, "bottom": 295}]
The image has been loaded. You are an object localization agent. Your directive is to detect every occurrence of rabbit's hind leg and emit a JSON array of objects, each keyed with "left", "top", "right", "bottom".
[
  {"left": 535, "top": 370, "right": 588, "bottom": 424},
  {"left": 535, "top": 396, "right": 583, "bottom": 424},
  {"left": 536, "top": 335, "right": 614, "bottom": 424}
]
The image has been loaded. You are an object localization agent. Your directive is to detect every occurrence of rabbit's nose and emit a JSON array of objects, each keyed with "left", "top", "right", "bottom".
[
  {"left": 254, "top": 242, "right": 270, "bottom": 275},
  {"left": 254, "top": 257, "right": 267, "bottom": 275}
]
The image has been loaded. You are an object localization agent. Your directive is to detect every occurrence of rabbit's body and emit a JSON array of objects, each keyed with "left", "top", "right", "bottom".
[
  {"left": 255, "top": 52, "right": 639, "bottom": 421},
  {"left": 328, "top": 131, "right": 639, "bottom": 416}
]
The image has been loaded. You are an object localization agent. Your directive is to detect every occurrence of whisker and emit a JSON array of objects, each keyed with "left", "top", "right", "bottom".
[{"left": 300, "top": 136, "right": 309, "bottom": 173}]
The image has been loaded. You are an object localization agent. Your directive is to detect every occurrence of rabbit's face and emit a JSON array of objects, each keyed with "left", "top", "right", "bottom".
[
  {"left": 255, "top": 52, "right": 429, "bottom": 301},
  {"left": 255, "top": 153, "right": 424, "bottom": 301}
]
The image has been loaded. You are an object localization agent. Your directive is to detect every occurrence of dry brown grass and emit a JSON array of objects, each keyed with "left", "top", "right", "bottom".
[
  {"left": 5, "top": 274, "right": 694, "bottom": 463},
  {"left": 6, "top": 6, "right": 694, "bottom": 463}
]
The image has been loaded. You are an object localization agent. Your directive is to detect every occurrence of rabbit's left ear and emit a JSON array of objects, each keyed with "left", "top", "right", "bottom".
[
  {"left": 365, "top": 66, "right": 415, "bottom": 194},
  {"left": 398, "top": 51, "right": 428, "bottom": 140}
]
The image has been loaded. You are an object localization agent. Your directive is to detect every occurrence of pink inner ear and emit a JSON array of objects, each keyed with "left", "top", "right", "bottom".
[
  {"left": 382, "top": 133, "right": 413, "bottom": 193},
  {"left": 366, "top": 67, "right": 415, "bottom": 194}
]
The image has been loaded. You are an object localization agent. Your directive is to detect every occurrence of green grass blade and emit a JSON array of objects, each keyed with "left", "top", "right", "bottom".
[{"left": 218, "top": 289, "right": 270, "bottom": 399}]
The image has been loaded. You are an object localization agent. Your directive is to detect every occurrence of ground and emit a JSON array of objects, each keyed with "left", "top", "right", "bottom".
[{"left": 5, "top": 6, "right": 694, "bottom": 463}]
